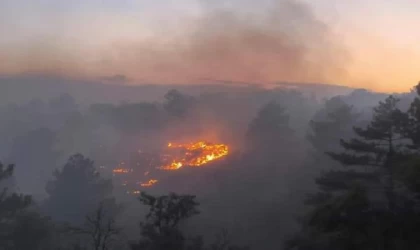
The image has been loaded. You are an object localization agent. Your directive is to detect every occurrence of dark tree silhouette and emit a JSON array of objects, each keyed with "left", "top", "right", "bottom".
[
  {"left": 131, "top": 192, "right": 250, "bottom": 250},
  {"left": 287, "top": 94, "right": 420, "bottom": 250},
  {"left": 89, "top": 102, "right": 164, "bottom": 134},
  {"left": 404, "top": 82, "right": 420, "bottom": 149},
  {"left": 0, "top": 163, "right": 32, "bottom": 242},
  {"left": 131, "top": 192, "right": 200, "bottom": 250},
  {"left": 326, "top": 95, "right": 407, "bottom": 211},
  {"left": 164, "top": 89, "right": 196, "bottom": 118},
  {"left": 44, "top": 154, "right": 114, "bottom": 226},
  {"left": 307, "top": 97, "right": 359, "bottom": 153},
  {"left": 70, "top": 199, "right": 121, "bottom": 250},
  {"left": 0, "top": 162, "right": 52, "bottom": 250},
  {"left": 246, "top": 101, "right": 293, "bottom": 152},
  {"left": 7, "top": 211, "right": 53, "bottom": 250}
]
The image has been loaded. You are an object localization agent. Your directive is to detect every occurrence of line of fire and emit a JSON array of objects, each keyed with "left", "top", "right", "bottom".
[{"left": 109, "top": 141, "right": 229, "bottom": 194}]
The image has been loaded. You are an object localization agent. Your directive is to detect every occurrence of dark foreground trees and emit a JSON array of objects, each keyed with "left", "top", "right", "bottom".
[
  {"left": 288, "top": 84, "right": 420, "bottom": 250},
  {"left": 246, "top": 101, "right": 293, "bottom": 152},
  {"left": 131, "top": 192, "right": 200, "bottom": 250},
  {"left": 43, "top": 154, "right": 115, "bottom": 226},
  {"left": 131, "top": 192, "right": 249, "bottom": 250},
  {"left": 307, "top": 97, "right": 359, "bottom": 153},
  {"left": 68, "top": 199, "right": 121, "bottom": 250},
  {"left": 0, "top": 162, "right": 52, "bottom": 250}
]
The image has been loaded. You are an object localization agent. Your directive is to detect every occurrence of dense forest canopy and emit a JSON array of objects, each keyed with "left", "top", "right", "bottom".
[{"left": 1, "top": 79, "right": 420, "bottom": 250}]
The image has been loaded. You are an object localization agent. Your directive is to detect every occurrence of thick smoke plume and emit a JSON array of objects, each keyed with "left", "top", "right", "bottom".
[{"left": 0, "top": 0, "right": 348, "bottom": 85}]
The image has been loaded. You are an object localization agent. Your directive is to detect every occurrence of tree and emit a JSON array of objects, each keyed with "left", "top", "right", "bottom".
[
  {"left": 246, "top": 101, "right": 293, "bottom": 152},
  {"left": 307, "top": 97, "right": 359, "bottom": 153},
  {"left": 327, "top": 95, "right": 408, "bottom": 212},
  {"left": 0, "top": 162, "right": 52, "bottom": 250},
  {"left": 0, "top": 163, "right": 31, "bottom": 248},
  {"left": 131, "top": 192, "right": 200, "bottom": 250},
  {"left": 286, "top": 187, "right": 372, "bottom": 250},
  {"left": 131, "top": 192, "right": 250, "bottom": 250},
  {"left": 404, "top": 82, "right": 420, "bottom": 149},
  {"left": 70, "top": 200, "right": 121, "bottom": 250},
  {"left": 44, "top": 154, "right": 114, "bottom": 226},
  {"left": 90, "top": 102, "right": 164, "bottom": 134},
  {"left": 164, "top": 89, "right": 196, "bottom": 118},
  {"left": 7, "top": 210, "right": 53, "bottom": 250},
  {"left": 288, "top": 95, "right": 418, "bottom": 250},
  {"left": 391, "top": 83, "right": 420, "bottom": 200}
]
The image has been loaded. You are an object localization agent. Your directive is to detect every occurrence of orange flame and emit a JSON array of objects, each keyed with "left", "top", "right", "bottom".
[
  {"left": 140, "top": 179, "right": 158, "bottom": 187},
  {"left": 112, "top": 168, "right": 131, "bottom": 174},
  {"left": 159, "top": 141, "right": 229, "bottom": 170}
]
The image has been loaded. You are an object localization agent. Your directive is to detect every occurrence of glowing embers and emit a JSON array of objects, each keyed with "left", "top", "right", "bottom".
[
  {"left": 112, "top": 168, "right": 132, "bottom": 174},
  {"left": 140, "top": 179, "right": 158, "bottom": 187},
  {"left": 112, "top": 161, "right": 133, "bottom": 174},
  {"left": 159, "top": 141, "right": 229, "bottom": 170},
  {"left": 113, "top": 141, "right": 229, "bottom": 191}
]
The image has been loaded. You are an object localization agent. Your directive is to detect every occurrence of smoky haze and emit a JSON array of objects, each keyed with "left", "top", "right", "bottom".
[
  {"left": 7, "top": 1, "right": 420, "bottom": 250},
  {"left": 0, "top": 0, "right": 347, "bottom": 86},
  {"left": 0, "top": 76, "right": 413, "bottom": 250}
]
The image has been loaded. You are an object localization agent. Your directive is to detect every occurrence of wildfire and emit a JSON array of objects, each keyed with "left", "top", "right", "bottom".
[
  {"left": 111, "top": 140, "right": 229, "bottom": 191},
  {"left": 112, "top": 168, "right": 131, "bottom": 174},
  {"left": 140, "top": 179, "right": 159, "bottom": 187},
  {"left": 113, "top": 161, "right": 133, "bottom": 174},
  {"left": 159, "top": 141, "right": 229, "bottom": 170}
]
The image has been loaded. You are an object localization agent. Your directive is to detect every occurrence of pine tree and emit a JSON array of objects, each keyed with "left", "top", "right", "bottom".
[
  {"left": 326, "top": 95, "right": 407, "bottom": 211},
  {"left": 43, "top": 154, "right": 114, "bottom": 226},
  {"left": 404, "top": 82, "right": 420, "bottom": 149},
  {"left": 307, "top": 97, "right": 359, "bottom": 153},
  {"left": 246, "top": 101, "right": 293, "bottom": 153},
  {"left": 0, "top": 163, "right": 32, "bottom": 246},
  {"left": 0, "top": 162, "right": 53, "bottom": 250},
  {"left": 131, "top": 192, "right": 200, "bottom": 250},
  {"left": 287, "top": 95, "right": 417, "bottom": 250}
]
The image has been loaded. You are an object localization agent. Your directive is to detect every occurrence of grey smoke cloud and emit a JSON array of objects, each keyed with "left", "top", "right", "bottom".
[{"left": 0, "top": 0, "right": 348, "bottom": 85}]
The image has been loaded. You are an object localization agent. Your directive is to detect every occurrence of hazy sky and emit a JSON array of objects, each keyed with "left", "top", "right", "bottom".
[{"left": 0, "top": 0, "right": 418, "bottom": 92}]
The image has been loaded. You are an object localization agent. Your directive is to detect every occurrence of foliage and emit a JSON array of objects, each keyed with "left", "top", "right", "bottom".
[
  {"left": 131, "top": 192, "right": 200, "bottom": 250},
  {"left": 289, "top": 92, "right": 420, "bottom": 250},
  {"left": 404, "top": 82, "right": 420, "bottom": 149},
  {"left": 7, "top": 211, "right": 53, "bottom": 250},
  {"left": 132, "top": 193, "right": 249, "bottom": 250},
  {"left": 324, "top": 95, "right": 407, "bottom": 213},
  {"left": 69, "top": 199, "right": 121, "bottom": 250},
  {"left": 90, "top": 102, "right": 164, "bottom": 134},
  {"left": 164, "top": 89, "right": 196, "bottom": 118},
  {"left": 44, "top": 154, "right": 114, "bottom": 225},
  {"left": 327, "top": 95, "right": 406, "bottom": 168},
  {"left": 307, "top": 97, "right": 359, "bottom": 153},
  {"left": 0, "top": 162, "right": 52, "bottom": 250},
  {"left": 246, "top": 101, "right": 293, "bottom": 152}
]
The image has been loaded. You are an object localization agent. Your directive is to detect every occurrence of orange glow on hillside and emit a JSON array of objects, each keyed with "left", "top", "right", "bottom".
[
  {"left": 111, "top": 140, "right": 229, "bottom": 192},
  {"left": 140, "top": 179, "right": 158, "bottom": 187},
  {"left": 112, "top": 168, "right": 131, "bottom": 174},
  {"left": 159, "top": 141, "right": 229, "bottom": 170}
]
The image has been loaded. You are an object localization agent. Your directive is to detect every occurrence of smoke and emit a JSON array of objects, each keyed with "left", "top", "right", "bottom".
[{"left": 0, "top": 0, "right": 348, "bottom": 85}]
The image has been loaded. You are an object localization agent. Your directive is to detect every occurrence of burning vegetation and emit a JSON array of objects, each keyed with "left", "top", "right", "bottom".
[
  {"left": 140, "top": 179, "right": 158, "bottom": 187},
  {"left": 112, "top": 140, "right": 230, "bottom": 191},
  {"left": 160, "top": 141, "right": 229, "bottom": 170}
]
